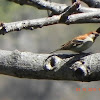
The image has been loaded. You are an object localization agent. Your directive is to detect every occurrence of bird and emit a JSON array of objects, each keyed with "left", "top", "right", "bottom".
[{"left": 50, "top": 27, "right": 100, "bottom": 53}]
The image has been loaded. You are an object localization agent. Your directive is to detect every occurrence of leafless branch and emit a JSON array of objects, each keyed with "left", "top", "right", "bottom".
[
  {"left": 0, "top": 16, "right": 60, "bottom": 35},
  {"left": 1, "top": 11, "right": 100, "bottom": 35},
  {"left": 7, "top": 0, "right": 100, "bottom": 13},
  {"left": 7, "top": 0, "right": 67, "bottom": 14},
  {"left": 65, "top": 11, "right": 100, "bottom": 24},
  {"left": 81, "top": 0, "right": 100, "bottom": 8},
  {"left": 78, "top": 6, "right": 100, "bottom": 12},
  {"left": 61, "top": 1, "right": 80, "bottom": 17},
  {"left": 0, "top": 49, "right": 100, "bottom": 82}
]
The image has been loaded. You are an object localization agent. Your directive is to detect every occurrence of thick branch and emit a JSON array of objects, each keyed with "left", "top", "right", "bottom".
[
  {"left": 0, "top": 49, "right": 100, "bottom": 82},
  {"left": 65, "top": 11, "right": 100, "bottom": 24}
]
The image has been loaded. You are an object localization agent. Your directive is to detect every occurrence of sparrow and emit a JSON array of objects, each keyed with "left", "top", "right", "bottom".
[{"left": 51, "top": 27, "right": 100, "bottom": 53}]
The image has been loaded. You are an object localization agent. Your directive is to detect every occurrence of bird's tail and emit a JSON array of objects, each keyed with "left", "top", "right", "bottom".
[{"left": 50, "top": 48, "right": 60, "bottom": 54}]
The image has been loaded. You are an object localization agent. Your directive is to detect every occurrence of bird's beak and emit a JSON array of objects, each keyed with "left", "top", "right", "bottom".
[{"left": 96, "top": 33, "right": 99, "bottom": 37}]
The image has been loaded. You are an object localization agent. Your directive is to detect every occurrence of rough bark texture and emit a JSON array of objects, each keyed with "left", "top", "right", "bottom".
[
  {"left": 7, "top": 0, "right": 67, "bottom": 14},
  {"left": 0, "top": 49, "right": 100, "bottom": 82},
  {"left": 0, "top": 0, "right": 99, "bottom": 82},
  {"left": 1, "top": 11, "right": 100, "bottom": 35}
]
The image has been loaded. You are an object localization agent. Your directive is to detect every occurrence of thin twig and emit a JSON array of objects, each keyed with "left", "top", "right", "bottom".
[{"left": 65, "top": 11, "right": 100, "bottom": 24}]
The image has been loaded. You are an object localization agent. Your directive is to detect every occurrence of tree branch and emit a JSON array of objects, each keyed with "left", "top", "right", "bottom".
[
  {"left": 0, "top": 49, "right": 100, "bottom": 82},
  {"left": 7, "top": 0, "right": 67, "bottom": 14},
  {"left": 81, "top": 0, "right": 100, "bottom": 8},
  {"left": 61, "top": 1, "right": 80, "bottom": 17},
  {"left": 1, "top": 11, "right": 100, "bottom": 34},
  {"left": 7, "top": 0, "right": 100, "bottom": 14},
  {"left": 0, "top": 16, "right": 60, "bottom": 35},
  {"left": 78, "top": 6, "right": 100, "bottom": 12}
]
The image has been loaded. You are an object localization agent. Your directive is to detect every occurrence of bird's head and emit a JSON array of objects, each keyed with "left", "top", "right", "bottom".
[
  {"left": 87, "top": 27, "right": 100, "bottom": 41},
  {"left": 88, "top": 31, "right": 99, "bottom": 41},
  {"left": 89, "top": 27, "right": 100, "bottom": 37},
  {"left": 96, "top": 27, "right": 100, "bottom": 33}
]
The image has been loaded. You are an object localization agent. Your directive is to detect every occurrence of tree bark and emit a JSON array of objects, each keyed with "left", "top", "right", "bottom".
[
  {"left": 0, "top": 49, "right": 100, "bottom": 82},
  {"left": 81, "top": 0, "right": 100, "bottom": 8}
]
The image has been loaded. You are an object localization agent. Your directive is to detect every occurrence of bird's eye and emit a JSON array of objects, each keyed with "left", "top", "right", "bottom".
[
  {"left": 92, "top": 33, "right": 97, "bottom": 35},
  {"left": 92, "top": 32, "right": 99, "bottom": 36},
  {"left": 92, "top": 33, "right": 95, "bottom": 34}
]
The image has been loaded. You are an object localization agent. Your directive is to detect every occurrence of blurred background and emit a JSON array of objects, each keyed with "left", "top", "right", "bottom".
[{"left": 0, "top": 0, "right": 100, "bottom": 100}]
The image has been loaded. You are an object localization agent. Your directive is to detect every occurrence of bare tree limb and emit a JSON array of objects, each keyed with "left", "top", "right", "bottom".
[
  {"left": 65, "top": 11, "right": 100, "bottom": 24},
  {"left": 7, "top": 0, "right": 100, "bottom": 14},
  {"left": 61, "top": 1, "right": 80, "bottom": 17},
  {"left": 1, "top": 11, "right": 100, "bottom": 34},
  {"left": 67, "top": 18, "right": 100, "bottom": 24},
  {"left": 7, "top": 0, "right": 67, "bottom": 14},
  {"left": 81, "top": 0, "right": 100, "bottom": 8},
  {"left": 0, "top": 16, "right": 61, "bottom": 35},
  {"left": 0, "top": 49, "right": 100, "bottom": 82},
  {"left": 78, "top": 6, "right": 100, "bottom": 12}
]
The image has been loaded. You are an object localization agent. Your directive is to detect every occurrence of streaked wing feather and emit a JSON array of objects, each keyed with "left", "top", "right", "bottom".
[
  {"left": 50, "top": 39, "right": 84, "bottom": 53},
  {"left": 61, "top": 39, "right": 83, "bottom": 50}
]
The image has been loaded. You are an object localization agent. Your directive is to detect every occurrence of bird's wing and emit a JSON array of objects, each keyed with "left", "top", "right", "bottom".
[
  {"left": 61, "top": 39, "right": 83, "bottom": 50},
  {"left": 50, "top": 39, "right": 83, "bottom": 53}
]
